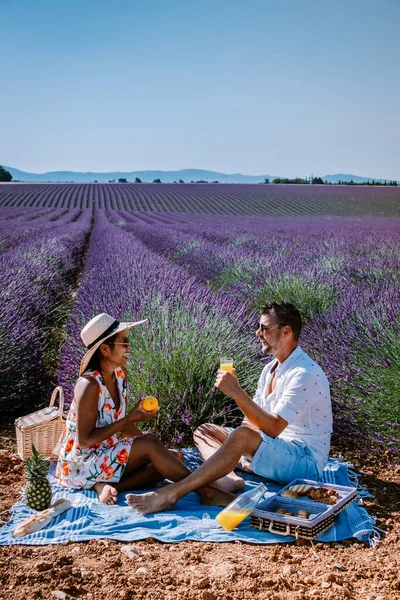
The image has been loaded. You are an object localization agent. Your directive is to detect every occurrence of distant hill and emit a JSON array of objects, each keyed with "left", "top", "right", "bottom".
[
  {"left": 322, "top": 173, "right": 395, "bottom": 184},
  {"left": 3, "top": 167, "right": 274, "bottom": 184},
  {"left": 2, "top": 166, "right": 398, "bottom": 184}
]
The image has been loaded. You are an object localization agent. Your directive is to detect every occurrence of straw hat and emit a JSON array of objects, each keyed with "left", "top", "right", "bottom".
[{"left": 79, "top": 312, "right": 147, "bottom": 375}]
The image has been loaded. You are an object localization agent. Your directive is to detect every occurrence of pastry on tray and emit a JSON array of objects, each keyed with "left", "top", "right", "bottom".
[
  {"left": 307, "top": 487, "right": 339, "bottom": 504},
  {"left": 279, "top": 483, "right": 339, "bottom": 505},
  {"left": 280, "top": 489, "right": 299, "bottom": 499},
  {"left": 288, "top": 484, "right": 314, "bottom": 495}
]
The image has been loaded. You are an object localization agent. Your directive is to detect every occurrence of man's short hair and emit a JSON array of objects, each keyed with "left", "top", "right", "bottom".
[{"left": 260, "top": 301, "right": 302, "bottom": 341}]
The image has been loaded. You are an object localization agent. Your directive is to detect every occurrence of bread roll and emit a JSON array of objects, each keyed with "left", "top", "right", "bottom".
[{"left": 297, "top": 509, "right": 309, "bottom": 519}]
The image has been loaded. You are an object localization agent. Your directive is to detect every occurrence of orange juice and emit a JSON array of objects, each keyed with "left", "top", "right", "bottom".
[
  {"left": 220, "top": 358, "right": 233, "bottom": 373},
  {"left": 215, "top": 482, "right": 267, "bottom": 532},
  {"left": 215, "top": 508, "right": 252, "bottom": 531},
  {"left": 142, "top": 396, "right": 159, "bottom": 412}
]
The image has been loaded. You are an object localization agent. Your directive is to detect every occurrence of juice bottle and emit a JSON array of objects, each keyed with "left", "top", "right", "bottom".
[
  {"left": 215, "top": 482, "right": 267, "bottom": 531},
  {"left": 216, "top": 508, "right": 253, "bottom": 531}
]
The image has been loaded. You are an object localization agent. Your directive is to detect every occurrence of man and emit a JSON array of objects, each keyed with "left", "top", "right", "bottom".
[{"left": 127, "top": 301, "right": 332, "bottom": 514}]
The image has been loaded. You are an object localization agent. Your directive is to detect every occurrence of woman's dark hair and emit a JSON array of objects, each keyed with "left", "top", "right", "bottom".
[
  {"left": 86, "top": 332, "right": 119, "bottom": 373},
  {"left": 260, "top": 301, "right": 302, "bottom": 341}
]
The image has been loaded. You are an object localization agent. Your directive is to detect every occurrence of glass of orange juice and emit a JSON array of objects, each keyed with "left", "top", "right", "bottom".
[{"left": 220, "top": 357, "right": 233, "bottom": 373}]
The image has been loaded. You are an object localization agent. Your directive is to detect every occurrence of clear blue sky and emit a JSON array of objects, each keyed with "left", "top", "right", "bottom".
[{"left": 1, "top": 0, "right": 399, "bottom": 178}]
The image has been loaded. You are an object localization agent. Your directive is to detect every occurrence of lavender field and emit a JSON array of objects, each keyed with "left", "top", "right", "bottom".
[
  {"left": 1, "top": 202, "right": 399, "bottom": 458},
  {"left": 1, "top": 182, "right": 400, "bottom": 216}
]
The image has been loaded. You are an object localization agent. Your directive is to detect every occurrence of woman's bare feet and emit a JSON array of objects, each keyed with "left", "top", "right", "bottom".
[
  {"left": 126, "top": 484, "right": 235, "bottom": 515},
  {"left": 94, "top": 482, "right": 118, "bottom": 505}
]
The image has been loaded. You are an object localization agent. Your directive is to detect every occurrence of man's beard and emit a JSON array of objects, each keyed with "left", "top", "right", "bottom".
[{"left": 261, "top": 342, "right": 272, "bottom": 355}]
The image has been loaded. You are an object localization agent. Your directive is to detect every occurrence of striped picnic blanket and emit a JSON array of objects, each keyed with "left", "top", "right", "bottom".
[{"left": 0, "top": 451, "right": 377, "bottom": 545}]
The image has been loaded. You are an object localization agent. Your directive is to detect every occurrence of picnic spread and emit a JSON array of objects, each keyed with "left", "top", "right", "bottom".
[{"left": 0, "top": 449, "right": 377, "bottom": 546}]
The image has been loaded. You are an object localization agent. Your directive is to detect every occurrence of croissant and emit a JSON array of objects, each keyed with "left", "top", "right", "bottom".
[
  {"left": 307, "top": 487, "right": 339, "bottom": 504},
  {"left": 288, "top": 484, "right": 314, "bottom": 495},
  {"left": 321, "top": 495, "right": 338, "bottom": 505},
  {"left": 280, "top": 490, "right": 299, "bottom": 499}
]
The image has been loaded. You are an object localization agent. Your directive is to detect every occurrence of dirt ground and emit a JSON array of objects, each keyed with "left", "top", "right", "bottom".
[{"left": 0, "top": 425, "right": 399, "bottom": 600}]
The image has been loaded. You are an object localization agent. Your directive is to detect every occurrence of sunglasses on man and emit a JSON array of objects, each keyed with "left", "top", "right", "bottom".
[{"left": 257, "top": 323, "right": 286, "bottom": 333}]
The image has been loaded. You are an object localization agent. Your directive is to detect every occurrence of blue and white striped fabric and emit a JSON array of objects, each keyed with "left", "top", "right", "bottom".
[{"left": 0, "top": 451, "right": 376, "bottom": 545}]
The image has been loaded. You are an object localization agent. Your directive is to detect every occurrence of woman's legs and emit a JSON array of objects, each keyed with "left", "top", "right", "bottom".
[
  {"left": 95, "top": 435, "right": 177, "bottom": 504},
  {"left": 194, "top": 424, "right": 244, "bottom": 492},
  {"left": 115, "top": 447, "right": 184, "bottom": 491},
  {"left": 95, "top": 433, "right": 234, "bottom": 506}
]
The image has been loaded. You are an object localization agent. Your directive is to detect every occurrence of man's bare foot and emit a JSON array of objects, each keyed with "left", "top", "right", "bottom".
[
  {"left": 94, "top": 482, "right": 118, "bottom": 505},
  {"left": 212, "top": 475, "right": 245, "bottom": 493},
  {"left": 126, "top": 484, "right": 235, "bottom": 515},
  {"left": 126, "top": 489, "right": 175, "bottom": 514}
]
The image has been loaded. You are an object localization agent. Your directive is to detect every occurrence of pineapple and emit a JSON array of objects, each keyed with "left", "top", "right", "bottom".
[{"left": 25, "top": 444, "right": 52, "bottom": 511}]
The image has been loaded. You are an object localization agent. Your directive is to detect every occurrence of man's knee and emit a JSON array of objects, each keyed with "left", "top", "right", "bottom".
[
  {"left": 230, "top": 424, "right": 261, "bottom": 452},
  {"left": 229, "top": 424, "right": 251, "bottom": 441}
]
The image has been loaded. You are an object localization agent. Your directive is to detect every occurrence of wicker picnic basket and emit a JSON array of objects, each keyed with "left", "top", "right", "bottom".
[
  {"left": 15, "top": 386, "right": 66, "bottom": 461},
  {"left": 250, "top": 479, "right": 357, "bottom": 540}
]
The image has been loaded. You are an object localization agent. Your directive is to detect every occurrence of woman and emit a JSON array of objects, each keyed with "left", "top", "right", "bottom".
[{"left": 56, "top": 312, "right": 232, "bottom": 507}]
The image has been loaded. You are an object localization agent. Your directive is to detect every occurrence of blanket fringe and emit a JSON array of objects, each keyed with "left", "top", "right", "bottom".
[
  {"left": 333, "top": 457, "right": 374, "bottom": 499},
  {"left": 329, "top": 456, "right": 382, "bottom": 545},
  {"left": 367, "top": 519, "right": 386, "bottom": 548},
  {"left": 342, "top": 460, "right": 381, "bottom": 545},
  {"left": 352, "top": 514, "right": 385, "bottom": 547}
]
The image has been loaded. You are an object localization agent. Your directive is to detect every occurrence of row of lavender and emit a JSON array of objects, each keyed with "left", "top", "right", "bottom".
[
  {"left": 56, "top": 210, "right": 262, "bottom": 444},
  {"left": 0, "top": 208, "right": 92, "bottom": 415},
  {"left": 1, "top": 183, "right": 400, "bottom": 216},
  {"left": 103, "top": 210, "right": 400, "bottom": 453},
  {"left": 0, "top": 207, "right": 84, "bottom": 248}
]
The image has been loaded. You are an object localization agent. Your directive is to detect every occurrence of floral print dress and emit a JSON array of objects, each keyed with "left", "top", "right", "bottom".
[{"left": 56, "top": 368, "right": 133, "bottom": 489}]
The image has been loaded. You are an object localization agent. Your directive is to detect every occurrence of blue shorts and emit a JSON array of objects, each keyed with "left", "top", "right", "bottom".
[{"left": 249, "top": 432, "right": 320, "bottom": 484}]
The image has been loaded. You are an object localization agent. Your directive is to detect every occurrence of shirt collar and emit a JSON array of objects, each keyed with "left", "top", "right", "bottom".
[{"left": 269, "top": 345, "right": 303, "bottom": 376}]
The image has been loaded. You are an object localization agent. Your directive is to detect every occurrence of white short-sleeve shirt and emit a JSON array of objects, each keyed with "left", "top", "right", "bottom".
[{"left": 253, "top": 345, "right": 332, "bottom": 475}]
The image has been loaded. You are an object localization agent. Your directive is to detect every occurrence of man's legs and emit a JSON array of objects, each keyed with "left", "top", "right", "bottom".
[
  {"left": 193, "top": 424, "right": 245, "bottom": 492},
  {"left": 127, "top": 425, "right": 263, "bottom": 514}
]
